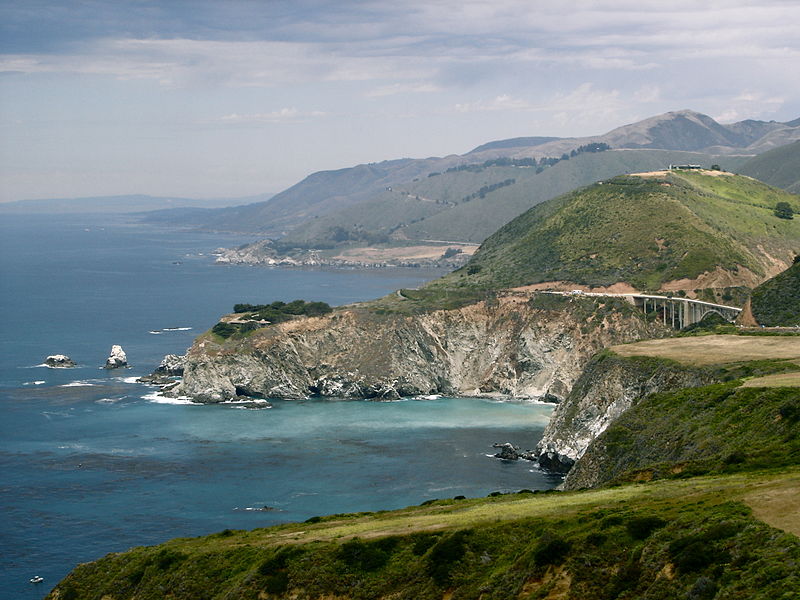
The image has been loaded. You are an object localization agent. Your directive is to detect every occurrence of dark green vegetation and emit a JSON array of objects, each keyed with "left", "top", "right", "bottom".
[
  {"left": 435, "top": 171, "right": 800, "bottom": 291},
  {"left": 749, "top": 258, "right": 800, "bottom": 326},
  {"left": 774, "top": 201, "right": 794, "bottom": 219},
  {"left": 739, "top": 140, "right": 800, "bottom": 194},
  {"left": 211, "top": 300, "right": 332, "bottom": 339},
  {"left": 47, "top": 470, "right": 800, "bottom": 600},
  {"left": 585, "top": 384, "right": 799, "bottom": 485}
]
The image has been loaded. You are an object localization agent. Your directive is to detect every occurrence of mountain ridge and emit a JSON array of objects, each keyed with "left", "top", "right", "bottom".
[{"left": 143, "top": 110, "right": 800, "bottom": 236}]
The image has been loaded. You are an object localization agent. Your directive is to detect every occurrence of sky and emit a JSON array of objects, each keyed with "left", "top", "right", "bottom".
[{"left": 1, "top": 0, "right": 799, "bottom": 203}]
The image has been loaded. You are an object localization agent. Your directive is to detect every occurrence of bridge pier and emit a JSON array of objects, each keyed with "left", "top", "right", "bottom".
[{"left": 629, "top": 294, "right": 740, "bottom": 330}]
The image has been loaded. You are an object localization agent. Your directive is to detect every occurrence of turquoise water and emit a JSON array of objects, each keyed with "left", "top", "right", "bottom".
[{"left": 0, "top": 215, "right": 559, "bottom": 598}]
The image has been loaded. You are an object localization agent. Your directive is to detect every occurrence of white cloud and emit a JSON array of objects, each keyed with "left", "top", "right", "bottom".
[
  {"left": 714, "top": 91, "right": 786, "bottom": 123},
  {"left": 366, "top": 82, "right": 440, "bottom": 98},
  {"left": 220, "top": 109, "right": 327, "bottom": 124},
  {"left": 454, "top": 94, "right": 534, "bottom": 113}
]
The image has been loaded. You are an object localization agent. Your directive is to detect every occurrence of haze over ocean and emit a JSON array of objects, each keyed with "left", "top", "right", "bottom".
[{"left": 0, "top": 215, "right": 559, "bottom": 598}]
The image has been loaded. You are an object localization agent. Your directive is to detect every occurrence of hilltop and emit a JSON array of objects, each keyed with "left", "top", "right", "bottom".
[{"left": 432, "top": 170, "right": 800, "bottom": 297}]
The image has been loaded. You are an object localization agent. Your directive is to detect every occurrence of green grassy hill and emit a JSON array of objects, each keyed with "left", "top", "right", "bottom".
[
  {"left": 434, "top": 170, "right": 800, "bottom": 292},
  {"left": 46, "top": 469, "right": 800, "bottom": 600},
  {"left": 739, "top": 140, "right": 800, "bottom": 193},
  {"left": 750, "top": 258, "right": 800, "bottom": 326}
]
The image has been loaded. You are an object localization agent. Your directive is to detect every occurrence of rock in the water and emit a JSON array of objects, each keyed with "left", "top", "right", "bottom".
[
  {"left": 154, "top": 354, "right": 185, "bottom": 376},
  {"left": 492, "top": 442, "right": 536, "bottom": 461},
  {"left": 45, "top": 354, "right": 76, "bottom": 368},
  {"left": 537, "top": 449, "right": 575, "bottom": 473},
  {"left": 493, "top": 442, "right": 521, "bottom": 460},
  {"left": 104, "top": 345, "right": 128, "bottom": 369}
]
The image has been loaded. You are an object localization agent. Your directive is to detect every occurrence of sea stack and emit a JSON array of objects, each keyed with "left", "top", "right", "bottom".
[
  {"left": 44, "top": 354, "right": 76, "bottom": 368},
  {"left": 104, "top": 345, "right": 128, "bottom": 369}
]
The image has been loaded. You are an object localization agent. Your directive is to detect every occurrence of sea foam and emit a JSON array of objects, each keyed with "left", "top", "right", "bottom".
[{"left": 143, "top": 391, "right": 200, "bottom": 405}]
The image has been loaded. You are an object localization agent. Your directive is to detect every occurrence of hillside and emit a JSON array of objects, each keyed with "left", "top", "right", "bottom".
[
  {"left": 144, "top": 110, "right": 798, "bottom": 236},
  {"left": 282, "top": 149, "right": 743, "bottom": 246},
  {"left": 433, "top": 170, "right": 800, "bottom": 295},
  {"left": 739, "top": 140, "right": 800, "bottom": 193},
  {"left": 45, "top": 468, "right": 800, "bottom": 600},
  {"left": 749, "top": 258, "right": 800, "bottom": 326}
]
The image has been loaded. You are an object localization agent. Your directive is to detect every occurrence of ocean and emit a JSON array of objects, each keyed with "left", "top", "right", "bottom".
[{"left": 0, "top": 214, "right": 560, "bottom": 598}]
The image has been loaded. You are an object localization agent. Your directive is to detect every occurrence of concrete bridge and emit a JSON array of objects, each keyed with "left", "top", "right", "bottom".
[{"left": 545, "top": 291, "right": 742, "bottom": 329}]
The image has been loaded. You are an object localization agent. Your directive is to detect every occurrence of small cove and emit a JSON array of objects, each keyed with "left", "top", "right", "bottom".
[{"left": 0, "top": 214, "right": 561, "bottom": 598}]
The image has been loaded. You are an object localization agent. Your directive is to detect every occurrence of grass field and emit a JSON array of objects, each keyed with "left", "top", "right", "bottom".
[{"left": 610, "top": 334, "right": 800, "bottom": 366}]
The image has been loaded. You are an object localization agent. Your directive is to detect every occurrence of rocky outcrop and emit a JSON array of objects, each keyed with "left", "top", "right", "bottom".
[
  {"left": 170, "top": 294, "right": 668, "bottom": 403},
  {"left": 103, "top": 345, "right": 128, "bottom": 369},
  {"left": 535, "top": 352, "right": 716, "bottom": 475},
  {"left": 45, "top": 354, "right": 76, "bottom": 368},
  {"left": 492, "top": 442, "right": 536, "bottom": 461},
  {"left": 154, "top": 354, "right": 185, "bottom": 376},
  {"left": 138, "top": 354, "right": 186, "bottom": 385}
]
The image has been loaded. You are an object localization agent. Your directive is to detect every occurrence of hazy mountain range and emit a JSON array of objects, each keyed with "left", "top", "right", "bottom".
[{"left": 142, "top": 109, "right": 800, "bottom": 242}]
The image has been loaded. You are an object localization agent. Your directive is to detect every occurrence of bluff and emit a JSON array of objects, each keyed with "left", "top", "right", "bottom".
[
  {"left": 535, "top": 352, "right": 716, "bottom": 473},
  {"left": 171, "top": 294, "right": 667, "bottom": 403}
]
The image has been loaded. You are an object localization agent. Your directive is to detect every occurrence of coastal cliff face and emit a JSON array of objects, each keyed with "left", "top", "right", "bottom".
[
  {"left": 535, "top": 353, "right": 715, "bottom": 473},
  {"left": 171, "top": 295, "right": 667, "bottom": 403}
]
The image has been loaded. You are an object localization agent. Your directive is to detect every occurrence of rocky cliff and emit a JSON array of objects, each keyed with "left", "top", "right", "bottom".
[
  {"left": 170, "top": 294, "right": 667, "bottom": 403},
  {"left": 535, "top": 352, "right": 716, "bottom": 473}
]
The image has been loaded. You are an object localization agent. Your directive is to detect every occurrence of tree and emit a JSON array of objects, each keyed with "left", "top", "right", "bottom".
[
  {"left": 774, "top": 201, "right": 794, "bottom": 220},
  {"left": 710, "top": 164, "right": 722, "bottom": 171}
]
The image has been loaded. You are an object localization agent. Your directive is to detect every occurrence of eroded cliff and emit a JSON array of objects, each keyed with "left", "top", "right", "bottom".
[
  {"left": 170, "top": 294, "right": 668, "bottom": 403},
  {"left": 535, "top": 352, "right": 716, "bottom": 473}
]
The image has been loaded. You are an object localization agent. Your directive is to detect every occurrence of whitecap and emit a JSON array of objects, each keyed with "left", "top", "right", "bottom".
[
  {"left": 95, "top": 398, "right": 119, "bottom": 404},
  {"left": 143, "top": 391, "right": 200, "bottom": 405},
  {"left": 60, "top": 381, "right": 97, "bottom": 388},
  {"left": 24, "top": 381, "right": 46, "bottom": 386},
  {"left": 116, "top": 376, "right": 141, "bottom": 384},
  {"left": 162, "top": 327, "right": 192, "bottom": 331},
  {"left": 148, "top": 330, "right": 163, "bottom": 335}
]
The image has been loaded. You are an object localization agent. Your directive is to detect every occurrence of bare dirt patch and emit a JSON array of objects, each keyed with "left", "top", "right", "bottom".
[
  {"left": 610, "top": 335, "right": 800, "bottom": 366},
  {"left": 743, "top": 475, "right": 800, "bottom": 537},
  {"left": 659, "top": 266, "right": 764, "bottom": 293},
  {"left": 510, "top": 281, "right": 639, "bottom": 294}
]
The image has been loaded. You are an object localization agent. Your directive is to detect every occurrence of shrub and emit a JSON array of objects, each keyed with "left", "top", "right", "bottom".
[
  {"left": 774, "top": 201, "right": 794, "bottom": 220},
  {"left": 533, "top": 535, "right": 571, "bottom": 566},
  {"left": 338, "top": 538, "right": 396, "bottom": 572},
  {"left": 626, "top": 515, "right": 667, "bottom": 540},
  {"left": 426, "top": 530, "right": 470, "bottom": 585}
]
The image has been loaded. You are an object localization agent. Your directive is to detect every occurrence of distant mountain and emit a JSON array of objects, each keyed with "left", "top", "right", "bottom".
[
  {"left": 738, "top": 140, "right": 800, "bottom": 193},
  {"left": 469, "top": 136, "right": 560, "bottom": 153},
  {"left": 0, "top": 193, "right": 272, "bottom": 214},
  {"left": 435, "top": 170, "right": 799, "bottom": 294},
  {"left": 174, "top": 110, "right": 799, "bottom": 237}
]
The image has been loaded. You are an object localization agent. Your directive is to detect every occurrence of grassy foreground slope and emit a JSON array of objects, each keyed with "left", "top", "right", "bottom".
[
  {"left": 434, "top": 170, "right": 799, "bottom": 292},
  {"left": 47, "top": 470, "right": 800, "bottom": 600}
]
